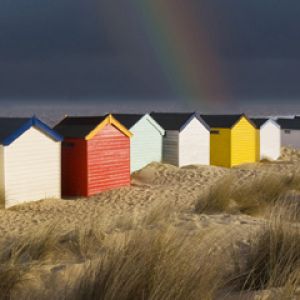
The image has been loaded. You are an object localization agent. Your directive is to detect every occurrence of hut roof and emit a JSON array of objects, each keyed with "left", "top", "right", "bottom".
[
  {"left": 277, "top": 118, "right": 300, "bottom": 130},
  {"left": 54, "top": 115, "right": 132, "bottom": 139},
  {"left": 54, "top": 116, "right": 107, "bottom": 138},
  {"left": 0, "top": 117, "right": 63, "bottom": 145},
  {"left": 200, "top": 114, "right": 252, "bottom": 128},
  {"left": 150, "top": 112, "right": 209, "bottom": 131},
  {"left": 250, "top": 118, "right": 270, "bottom": 128},
  {"left": 112, "top": 114, "right": 144, "bottom": 129}
]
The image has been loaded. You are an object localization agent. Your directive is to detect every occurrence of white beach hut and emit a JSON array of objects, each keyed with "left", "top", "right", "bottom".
[
  {"left": 251, "top": 118, "right": 281, "bottom": 160},
  {"left": 150, "top": 113, "right": 210, "bottom": 167},
  {"left": 113, "top": 114, "right": 165, "bottom": 173},
  {"left": 0, "top": 117, "right": 63, "bottom": 208},
  {"left": 277, "top": 118, "right": 300, "bottom": 149}
]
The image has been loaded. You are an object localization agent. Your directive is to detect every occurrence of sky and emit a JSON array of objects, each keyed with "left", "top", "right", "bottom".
[{"left": 0, "top": 0, "right": 300, "bottom": 114}]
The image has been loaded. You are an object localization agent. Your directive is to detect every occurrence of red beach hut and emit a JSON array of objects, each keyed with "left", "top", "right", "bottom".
[{"left": 54, "top": 114, "right": 132, "bottom": 197}]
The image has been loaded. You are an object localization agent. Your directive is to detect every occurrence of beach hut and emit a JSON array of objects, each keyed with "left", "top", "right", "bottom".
[
  {"left": 251, "top": 118, "right": 281, "bottom": 160},
  {"left": 0, "top": 117, "right": 62, "bottom": 208},
  {"left": 277, "top": 118, "right": 300, "bottom": 148},
  {"left": 113, "top": 114, "right": 165, "bottom": 172},
  {"left": 201, "top": 114, "right": 258, "bottom": 167},
  {"left": 150, "top": 113, "right": 210, "bottom": 167},
  {"left": 54, "top": 114, "right": 132, "bottom": 197}
]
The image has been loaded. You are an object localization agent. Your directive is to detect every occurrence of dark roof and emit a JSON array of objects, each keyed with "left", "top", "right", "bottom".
[
  {"left": 250, "top": 118, "right": 270, "bottom": 128},
  {"left": 112, "top": 114, "right": 144, "bottom": 129},
  {"left": 54, "top": 116, "right": 107, "bottom": 138},
  {"left": 0, "top": 118, "right": 29, "bottom": 143},
  {"left": 277, "top": 118, "right": 300, "bottom": 130},
  {"left": 150, "top": 112, "right": 208, "bottom": 131},
  {"left": 0, "top": 117, "right": 62, "bottom": 145},
  {"left": 200, "top": 114, "right": 246, "bottom": 128}
]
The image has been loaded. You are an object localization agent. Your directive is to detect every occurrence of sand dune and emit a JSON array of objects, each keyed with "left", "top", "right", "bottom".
[
  {"left": 0, "top": 147, "right": 299, "bottom": 299},
  {"left": 3, "top": 154, "right": 298, "bottom": 239}
]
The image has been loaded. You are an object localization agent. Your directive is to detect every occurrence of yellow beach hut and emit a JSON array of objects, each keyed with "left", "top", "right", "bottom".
[{"left": 200, "top": 114, "right": 258, "bottom": 167}]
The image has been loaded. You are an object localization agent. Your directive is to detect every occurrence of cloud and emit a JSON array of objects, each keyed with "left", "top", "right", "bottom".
[
  {"left": 0, "top": 54, "right": 170, "bottom": 100},
  {"left": 0, "top": 0, "right": 300, "bottom": 105},
  {"left": 201, "top": 0, "right": 300, "bottom": 59}
]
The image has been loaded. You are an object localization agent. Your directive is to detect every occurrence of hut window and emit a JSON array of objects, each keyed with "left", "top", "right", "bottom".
[
  {"left": 63, "top": 142, "right": 75, "bottom": 148},
  {"left": 211, "top": 130, "right": 220, "bottom": 134},
  {"left": 284, "top": 130, "right": 291, "bottom": 134}
]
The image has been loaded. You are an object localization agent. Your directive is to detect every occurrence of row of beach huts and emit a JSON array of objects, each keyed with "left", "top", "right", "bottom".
[{"left": 0, "top": 113, "right": 299, "bottom": 208}]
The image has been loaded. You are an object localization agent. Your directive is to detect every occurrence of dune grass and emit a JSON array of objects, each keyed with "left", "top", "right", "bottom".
[
  {"left": 195, "top": 168, "right": 300, "bottom": 215},
  {"left": 0, "top": 223, "right": 224, "bottom": 299},
  {"left": 0, "top": 163, "right": 300, "bottom": 299},
  {"left": 0, "top": 263, "right": 30, "bottom": 300},
  {"left": 0, "top": 200, "right": 299, "bottom": 300},
  {"left": 0, "top": 205, "right": 299, "bottom": 299},
  {"left": 65, "top": 228, "right": 224, "bottom": 300},
  {"left": 225, "top": 204, "right": 300, "bottom": 298}
]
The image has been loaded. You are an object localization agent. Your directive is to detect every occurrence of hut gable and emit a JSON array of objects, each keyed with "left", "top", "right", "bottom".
[
  {"left": 132, "top": 114, "right": 165, "bottom": 135},
  {"left": 86, "top": 115, "right": 131, "bottom": 140},
  {"left": 113, "top": 114, "right": 165, "bottom": 172},
  {"left": 0, "top": 117, "right": 62, "bottom": 146},
  {"left": 251, "top": 118, "right": 280, "bottom": 130},
  {"left": 113, "top": 114, "right": 164, "bottom": 135}
]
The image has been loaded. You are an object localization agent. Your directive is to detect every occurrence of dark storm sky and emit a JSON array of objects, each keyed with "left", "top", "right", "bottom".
[{"left": 0, "top": 0, "right": 300, "bottom": 111}]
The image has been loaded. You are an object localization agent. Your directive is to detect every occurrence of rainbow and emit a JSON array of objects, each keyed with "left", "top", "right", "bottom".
[{"left": 131, "top": 0, "right": 229, "bottom": 108}]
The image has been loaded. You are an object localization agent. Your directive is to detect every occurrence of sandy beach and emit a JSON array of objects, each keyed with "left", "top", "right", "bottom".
[{"left": 0, "top": 147, "right": 299, "bottom": 299}]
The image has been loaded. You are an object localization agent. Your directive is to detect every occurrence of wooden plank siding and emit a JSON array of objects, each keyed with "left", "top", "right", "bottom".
[
  {"left": 130, "top": 117, "right": 163, "bottom": 172},
  {"left": 179, "top": 118, "right": 210, "bottom": 166},
  {"left": 162, "top": 131, "right": 179, "bottom": 166},
  {"left": 4, "top": 127, "right": 61, "bottom": 207},
  {"left": 231, "top": 117, "right": 257, "bottom": 166},
  {"left": 87, "top": 124, "right": 130, "bottom": 196}
]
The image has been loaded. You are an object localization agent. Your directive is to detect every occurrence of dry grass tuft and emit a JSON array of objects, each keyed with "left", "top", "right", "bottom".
[
  {"left": 195, "top": 174, "right": 235, "bottom": 214},
  {"left": 0, "top": 211, "right": 226, "bottom": 299},
  {"left": 0, "top": 263, "right": 31, "bottom": 300},
  {"left": 0, "top": 202, "right": 299, "bottom": 299},
  {"left": 195, "top": 169, "right": 300, "bottom": 216},
  {"left": 226, "top": 203, "right": 300, "bottom": 297},
  {"left": 66, "top": 227, "right": 223, "bottom": 300}
]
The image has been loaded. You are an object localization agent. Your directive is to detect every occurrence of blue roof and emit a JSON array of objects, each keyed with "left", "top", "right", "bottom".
[{"left": 0, "top": 117, "right": 63, "bottom": 146}]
